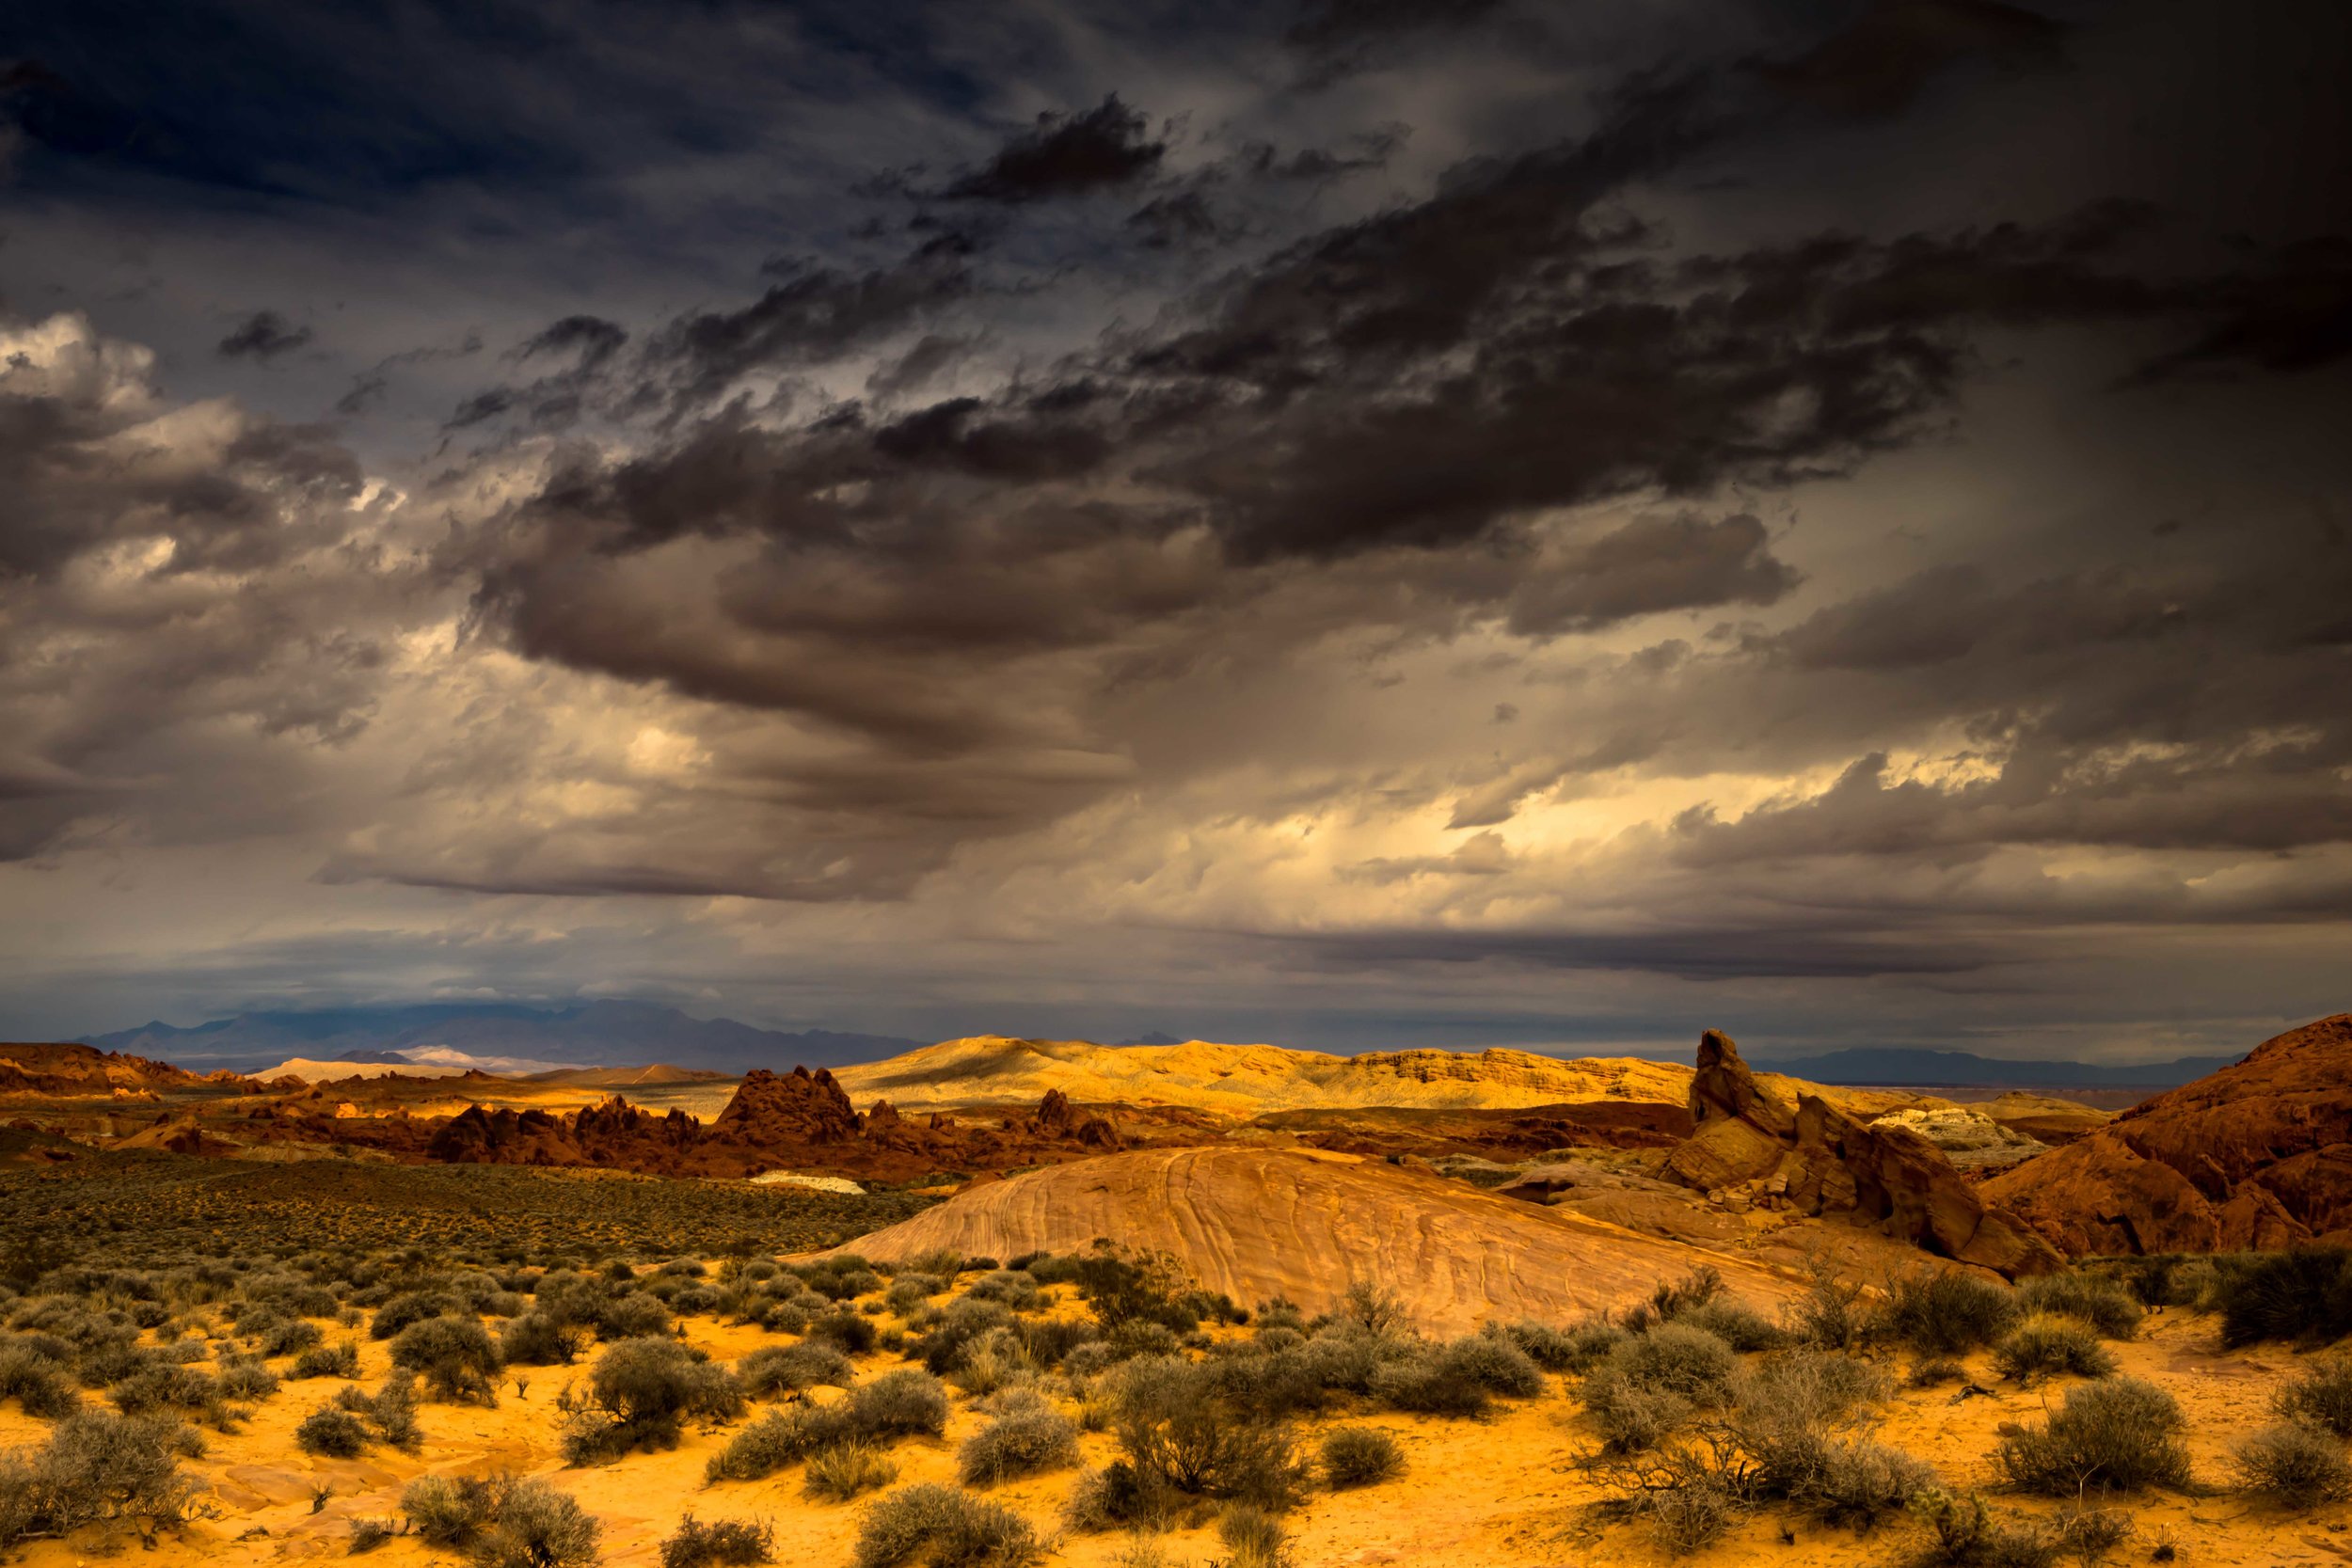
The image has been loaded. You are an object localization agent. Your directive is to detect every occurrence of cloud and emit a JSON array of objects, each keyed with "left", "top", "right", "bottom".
[
  {"left": 940, "top": 95, "right": 1166, "bottom": 205},
  {"left": 1751, "top": 0, "right": 2064, "bottom": 119},
  {"left": 215, "top": 309, "right": 312, "bottom": 362}
]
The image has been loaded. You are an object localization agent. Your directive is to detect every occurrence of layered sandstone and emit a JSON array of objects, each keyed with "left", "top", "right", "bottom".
[
  {"left": 830, "top": 1144, "right": 1803, "bottom": 1335},
  {"left": 1981, "top": 1013, "right": 2352, "bottom": 1255}
]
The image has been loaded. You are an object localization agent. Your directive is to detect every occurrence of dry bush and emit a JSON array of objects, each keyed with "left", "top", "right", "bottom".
[
  {"left": 563, "top": 1337, "right": 744, "bottom": 1465},
  {"left": 1581, "top": 1323, "right": 1738, "bottom": 1451},
  {"left": 290, "top": 1340, "right": 361, "bottom": 1380},
  {"left": 1880, "top": 1271, "right": 2019, "bottom": 1355},
  {"left": 2213, "top": 1248, "right": 2352, "bottom": 1347},
  {"left": 2015, "top": 1274, "right": 2143, "bottom": 1340},
  {"left": 389, "top": 1316, "right": 502, "bottom": 1404},
  {"left": 0, "top": 1342, "right": 78, "bottom": 1418},
  {"left": 803, "top": 1442, "right": 898, "bottom": 1503},
  {"left": 1217, "top": 1503, "right": 1293, "bottom": 1568},
  {"left": 348, "top": 1515, "right": 398, "bottom": 1553},
  {"left": 1105, "top": 1354, "right": 1308, "bottom": 1513},
  {"left": 738, "top": 1343, "right": 853, "bottom": 1399},
  {"left": 1991, "top": 1316, "right": 2118, "bottom": 1385},
  {"left": 2275, "top": 1355, "right": 2352, "bottom": 1436},
  {"left": 1910, "top": 1489, "right": 2058, "bottom": 1568},
  {"left": 705, "top": 1370, "right": 947, "bottom": 1483},
  {"left": 958, "top": 1392, "right": 1079, "bottom": 1485},
  {"left": 1320, "top": 1427, "right": 1405, "bottom": 1488},
  {"left": 2232, "top": 1421, "right": 2352, "bottom": 1508},
  {"left": 295, "top": 1404, "right": 372, "bottom": 1457},
  {"left": 0, "top": 1409, "right": 206, "bottom": 1549},
  {"left": 1909, "top": 1356, "right": 1967, "bottom": 1388},
  {"left": 851, "top": 1482, "right": 1040, "bottom": 1568},
  {"left": 661, "top": 1513, "right": 775, "bottom": 1567},
  {"left": 1995, "top": 1378, "right": 2193, "bottom": 1496}
]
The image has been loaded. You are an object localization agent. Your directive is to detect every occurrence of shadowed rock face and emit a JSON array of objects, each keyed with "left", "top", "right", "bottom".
[
  {"left": 1664, "top": 1030, "right": 2060, "bottom": 1277},
  {"left": 1981, "top": 1013, "right": 2352, "bottom": 1256}
]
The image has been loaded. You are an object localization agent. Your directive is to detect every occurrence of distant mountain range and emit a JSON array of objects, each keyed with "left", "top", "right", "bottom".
[
  {"left": 84, "top": 1002, "right": 925, "bottom": 1076},
  {"left": 1751, "top": 1046, "right": 2239, "bottom": 1088}
]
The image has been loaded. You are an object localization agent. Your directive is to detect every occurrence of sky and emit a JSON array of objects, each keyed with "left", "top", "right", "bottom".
[{"left": 1, "top": 0, "right": 2348, "bottom": 1062}]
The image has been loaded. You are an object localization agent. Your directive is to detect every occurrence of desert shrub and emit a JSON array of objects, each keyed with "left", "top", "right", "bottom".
[
  {"left": 1991, "top": 1316, "right": 2118, "bottom": 1384},
  {"left": 661, "top": 1513, "right": 775, "bottom": 1568},
  {"left": 2278, "top": 1355, "right": 2352, "bottom": 1435},
  {"left": 296, "top": 1404, "right": 372, "bottom": 1457},
  {"left": 1581, "top": 1323, "right": 1738, "bottom": 1451},
  {"left": 809, "top": 1267, "right": 884, "bottom": 1303},
  {"left": 389, "top": 1316, "right": 502, "bottom": 1404},
  {"left": 804, "top": 1442, "right": 899, "bottom": 1502},
  {"left": 1880, "top": 1271, "right": 2019, "bottom": 1355},
  {"left": 471, "top": 1478, "right": 601, "bottom": 1568},
  {"left": 1217, "top": 1504, "right": 1291, "bottom": 1568},
  {"left": 0, "top": 1342, "right": 78, "bottom": 1418},
  {"left": 2016, "top": 1273, "right": 2144, "bottom": 1340},
  {"left": 345, "top": 1372, "right": 421, "bottom": 1449},
  {"left": 0, "top": 1409, "right": 202, "bottom": 1548},
  {"left": 108, "top": 1362, "right": 216, "bottom": 1416},
  {"left": 959, "top": 1394, "right": 1079, "bottom": 1485},
  {"left": 1321, "top": 1427, "right": 1405, "bottom": 1488},
  {"left": 2213, "top": 1248, "right": 2352, "bottom": 1347},
  {"left": 739, "top": 1342, "right": 853, "bottom": 1399},
  {"left": 218, "top": 1357, "right": 280, "bottom": 1401},
  {"left": 1009, "top": 1316, "right": 1095, "bottom": 1369},
  {"left": 1496, "top": 1321, "right": 1581, "bottom": 1371},
  {"left": 291, "top": 1340, "right": 362, "bottom": 1380},
  {"left": 1368, "top": 1349, "right": 1486, "bottom": 1418},
  {"left": 1733, "top": 1353, "right": 1920, "bottom": 1528},
  {"left": 884, "top": 1275, "right": 947, "bottom": 1314},
  {"left": 403, "top": 1473, "right": 497, "bottom": 1545},
  {"left": 1106, "top": 1355, "right": 1307, "bottom": 1513},
  {"left": 2053, "top": 1504, "right": 2134, "bottom": 1564},
  {"left": 349, "top": 1515, "right": 398, "bottom": 1553},
  {"left": 707, "top": 1406, "right": 844, "bottom": 1482},
  {"left": 851, "top": 1482, "right": 1040, "bottom": 1568},
  {"left": 501, "top": 1311, "right": 586, "bottom": 1367},
  {"left": 1996, "top": 1378, "right": 2193, "bottom": 1496},
  {"left": 853, "top": 1370, "right": 949, "bottom": 1438},
  {"left": 370, "top": 1290, "right": 457, "bottom": 1340},
  {"left": 2233, "top": 1421, "right": 2352, "bottom": 1508},
  {"left": 809, "top": 1308, "right": 880, "bottom": 1355},
  {"left": 1909, "top": 1356, "right": 1967, "bottom": 1388},
  {"left": 563, "top": 1337, "right": 744, "bottom": 1465},
  {"left": 1622, "top": 1267, "right": 1727, "bottom": 1333},
  {"left": 910, "top": 1299, "right": 1015, "bottom": 1375},
  {"left": 594, "top": 1291, "right": 672, "bottom": 1342},
  {"left": 1681, "top": 1297, "right": 1784, "bottom": 1353},
  {"left": 1911, "top": 1489, "right": 2058, "bottom": 1568}
]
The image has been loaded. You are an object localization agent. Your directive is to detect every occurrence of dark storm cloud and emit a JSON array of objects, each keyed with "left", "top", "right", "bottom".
[
  {"left": 1751, "top": 0, "right": 2064, "bottom": 119},
  {"left": 516, "top": 313, "right": 628, "bottom": 371},
  {"left": 939, "top": 96, "right": 1166, "bottom": 205},
  {"left": 215, "top": 309, "right": 311, "bottom": 362}
]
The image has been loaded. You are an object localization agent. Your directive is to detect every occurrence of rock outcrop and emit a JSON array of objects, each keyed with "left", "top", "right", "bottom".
[
  {"left": 1663, "top": 1030, "right": 2059, "bottom": 1277},
  {"left": 829, "top": 1145, "right": 1804, "bottom": 1336},
  {"left": 1868, "top": 1106, "right": 2046, "bottom": 1172},
  {"left": 1981, "top": 1014, "right": 2352, "bottom": 1256},
  {"left": 0, "top": 1042, "right": 258, "bottom": 1097}
]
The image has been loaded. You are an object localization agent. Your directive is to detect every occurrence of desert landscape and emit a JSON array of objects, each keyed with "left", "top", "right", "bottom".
[{"left": 7, "top": 1017, "right": 2352, "bottom": 1566}]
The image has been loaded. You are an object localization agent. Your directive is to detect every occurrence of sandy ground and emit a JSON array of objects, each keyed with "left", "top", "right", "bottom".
[{"left": 2, "top": 1284, "right": 2341, "bottom": 1567}]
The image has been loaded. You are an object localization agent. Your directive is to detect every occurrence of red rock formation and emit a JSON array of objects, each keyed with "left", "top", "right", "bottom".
[
  {"left": 1663, "top": 1030, "right": 2059, "bottom": 1277},
  {"left": 0, "top": 1042, "right": 262, "bottom": 1097},
  {"left": 1982, "top": 1014, "right": 2352, "bottom": 1256}
]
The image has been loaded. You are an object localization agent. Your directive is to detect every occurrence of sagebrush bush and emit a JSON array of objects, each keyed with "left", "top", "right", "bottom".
[
  {"left": 2276, "top": 1355, "right": 2352, "bottom": 1436},
  {"left": 1679, "top": 1297, "right": 1783, "bottom": 1353},
  {"left": 1991, "top": 1315, "right": 2118, "bottom": 1384},
  {"left": 389, "top": 1316, "right": 502, "bottom": 1404},
  {"left": 0, "top": 1342, "right": 78, "bottom": 1418},
  {"left": 852, "top": 1482, "right": 1040, "bottom": 1568},
  {"left": 0, "top": 1409, "right": 202, "bottom": 1548},
  {"left": 1217, "top": 1503, "right": 1292, "bottom": 1568},
  {"left": 960, "top": 1394, "right": 1079, "bottom": 1485},
  {"left": 290, "top": 1340, "right": 361, "bottom": 1380},
  {"left": 738, "top": 1342, "right": 852, "bottom": 1399},
  {"left": 370, "top": 1291, "right": 457, "bottom": 1341},
  {"left": 1879, "top": 1271, "right": 2018, "bottom": 1355},
  {"left": 1321, "top": 1427, "right": 1405, "bottom": 1488},
  {"left": 705, "top": 1370, "right": 948, "bottom": 1482},
  {"left": 2215, "top": 1249, "right": 2352, "bottom": 1347},
  {"left": 295, "top": 1403, "right": 372, "bottom": 1458},
  {"left": 564, "top": 1336, "right": 744, "bottom": 1465},
  {"left": 470, "top": 1478, "right": 602, "bottom": 1568},
  {"left": 1582, "top": 1323, "right": 1738, "bottom": 1451},
  {"left": 1996, "top": 1377, "right": 2193, "bottom": 1496},
  {"left": 500, "top": 1311, "right": 584, "bottom": 1367},
  {"left": 661, "top": 1513, "right": 775, "bottom": 1568},
  {"left": 2232, "top": 1421, "right": 2352, "bottom": 1508},
  {"left": 1909, "top": 1355, "right": 1967, "bottom": 1388},
  {"left": 1911, "top": 1489, "right": 2058, "bottom": 1568},
  {"left": 2016, "top": 1273, "right": 2143, "bottom": 1340},
  {"left": 803, "top": 1441, "right": 898, "bottom": 1502},
  {"left": 1107, "top": 1355, "right": 1308, "bottom": 1513}
]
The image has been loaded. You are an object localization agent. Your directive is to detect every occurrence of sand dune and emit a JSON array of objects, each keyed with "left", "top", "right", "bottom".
[{"left": 831, "top": 1144, "right": 1801, "bottom": 1335}]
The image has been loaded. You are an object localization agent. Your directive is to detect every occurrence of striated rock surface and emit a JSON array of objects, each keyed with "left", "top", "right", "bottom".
[
  {"left": 1981, "top": 1014, "right": 2352, "bottom": 1255},
  {"left": 827, "top": 1145, "right": 1803, "bottom": 1336},
  {"left": 1663, "top": 1030, "right": 2059, "bottom": 1277}
]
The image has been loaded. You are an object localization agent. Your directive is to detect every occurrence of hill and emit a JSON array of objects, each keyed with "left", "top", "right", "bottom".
[
  {"left": 831, "top": 1035, "right": 1695, "bottom": 1116},
  {"left": 0, "top": 1041, "right": 254, "bottom": 1096},
  {"left": 1981, "top": 1012, "right": 2352, "bottom": 1254},
  {"left": 85, "top": 1001, "right": 922, "bottom": 1074},
  {"left": 830, "top": 1144, "right": 1802, "bottom": 1335},
  {"left": 1754, "top": 1045, "right": 2236, "bottom": 1088}
]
